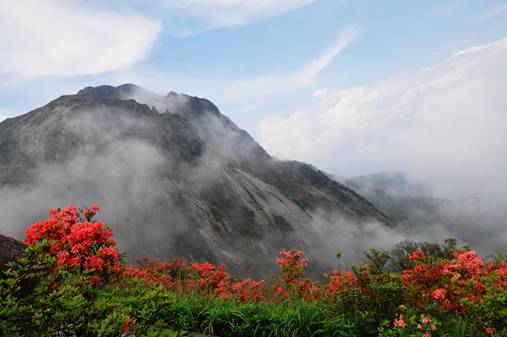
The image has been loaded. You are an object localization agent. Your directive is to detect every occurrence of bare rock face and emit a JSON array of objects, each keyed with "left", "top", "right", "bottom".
[
  {"left": 0, "top": 234, "right": 25, "bottom": 276},
  {"left": 0, "top": 84, "right": 394, "bottom": 277}
]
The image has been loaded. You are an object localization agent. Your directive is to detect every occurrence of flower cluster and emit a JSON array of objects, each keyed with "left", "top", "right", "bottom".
[
  {"left": 190, "top": 262, "right": 232, "bottom": 298},
  {"left": 24, "top": 204, "right": 122, "bottom": 285},
  {"left": 230, "top": 278, "right": 265, "bottom": 303},
  {"left": 123, "top": 261, "right": 175, "bottom": 289},
  {"left": 326, "top": 270, "right": 358, "bottom": 294},
  {"left": 387, "top": 312, "right": 438, "bottom": 337},
  {"left": 121, "top": 257, "right": 267, "bottom": 303},
  {"left": 402, "top": 248, "right": 506, "bottom": 314},
  {"left": 272, "top": 249, "right": 321, "bottom": 301}
]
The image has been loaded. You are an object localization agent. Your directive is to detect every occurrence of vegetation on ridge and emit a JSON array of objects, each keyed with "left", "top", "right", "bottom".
[{"left": 0, "top": 205, "right": 506, "bottom": 336}]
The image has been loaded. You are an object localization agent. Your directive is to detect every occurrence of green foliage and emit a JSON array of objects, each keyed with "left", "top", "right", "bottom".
[
  {"left": 386, "top": 238, "right": 459, "bottom": 273},
  {"left": 377, "top": 314, "right": 482, "bottom": 337},
  {"left": 188, "top": 298, "right": 356, "bottom": 337},
  {"left": 338, "top": 263, "right": 403, "bottom": 336},
  {"left": 365, "top": 249, "right": 390, "bottom": 272},
  {"left": 137, "top": 295, "right": 356, "bottom": 337},
  {"left": 1, "top": 250, "right": 356, "bottom": 337},
  {"left": 459, "top": 270, "right": 507, "bottom": 336}
]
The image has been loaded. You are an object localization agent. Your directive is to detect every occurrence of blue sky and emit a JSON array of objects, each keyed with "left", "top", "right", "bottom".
[{"left": 1, "top": 0, "right": 507, "bottom": 197}]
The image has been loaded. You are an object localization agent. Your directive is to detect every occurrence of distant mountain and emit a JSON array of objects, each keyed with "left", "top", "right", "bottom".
[
  {"left": 342, "top": 172, "right": 507, "bottom": 257},
  {"left": 344, "top": 173, "right": 444, "bottom": 226},
  {"left": 346, "top": 172, "right": 429, "bottom": 197},
  {"left": 0, "top": 84, "right": 393, "bottom": 276}
]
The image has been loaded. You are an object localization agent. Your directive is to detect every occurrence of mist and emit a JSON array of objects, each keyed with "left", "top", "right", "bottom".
[{"left": 0, "top": 105, "right": 195, "bottom": 259}]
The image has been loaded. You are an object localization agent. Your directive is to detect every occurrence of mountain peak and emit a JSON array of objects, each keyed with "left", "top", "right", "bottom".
[{"left": 76, "top": 83, "right": 141, "bottom": 102}]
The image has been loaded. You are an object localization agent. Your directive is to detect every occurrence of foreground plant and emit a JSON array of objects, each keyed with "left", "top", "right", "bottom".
[
  {"left": 400, "top": 249, "right": 507, "bottom": 335},
  {"left": 24, "top": 204, "right": 122, "bottom": 286},
  {"left": 0, "top": 204, "right": 506, "bottom": 337}
]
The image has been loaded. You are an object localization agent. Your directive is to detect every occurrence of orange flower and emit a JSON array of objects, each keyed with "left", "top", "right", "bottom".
[{"left": 122, "top": 316, "right": 133, "bottom": 333}]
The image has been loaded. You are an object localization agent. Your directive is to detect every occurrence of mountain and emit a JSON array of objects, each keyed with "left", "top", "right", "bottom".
[
  {"left": 346, "top": 172, "right": 427, "bottom": 198},
  {"left": 0, "top": 84, "right": 394, "bottom": 276},
  {"left": 343, "top": 173, "right": 445, "bottom": 226},
  {"left": 343, "top": 173, "right": 507, "bottom": 256}
]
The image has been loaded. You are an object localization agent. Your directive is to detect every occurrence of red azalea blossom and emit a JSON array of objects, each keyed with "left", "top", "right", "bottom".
[
  {"left": 431, "top": 288, "right": 446, "bottom": 300},
  {"left": 400, "top": 246, "right": 507, "bottom": 324},
  {"left": 90, "top": 275, "right": 101, "bottom": 286},
  {"left": 24, "top": 204, "right": 122, "bottom": 286},
  {"left": 394, "top": 314, "right": 406, "bottom": 328},
  {"left": 409, "top": 249, "right": 425, "bottom": 261},
  {"left": 231, "top": 278, "right": 265, "bottom": 303}
]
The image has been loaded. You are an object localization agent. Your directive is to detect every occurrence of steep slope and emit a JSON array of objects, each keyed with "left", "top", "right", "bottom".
[{"left": 0, "top": 84, "right": 393, "bottom": 276}]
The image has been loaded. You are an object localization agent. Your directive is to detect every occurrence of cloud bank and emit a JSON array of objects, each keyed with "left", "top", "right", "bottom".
[
  {"left": 0, "top": 0, "right": 161, "bottom": 77},
  {"left": 260, "top": 37, "right": 507, "bottom": 200}
]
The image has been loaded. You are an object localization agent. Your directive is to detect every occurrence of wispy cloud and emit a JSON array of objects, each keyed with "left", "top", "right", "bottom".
[
  {"left": 0, "top": 0, "right": 161, "bottom": 77},
  {"left": 158, "top": 0, "right": 316, "bottom": 35},
  {"left": 295, "top": 27, "right": 359, "bottom": 84}
]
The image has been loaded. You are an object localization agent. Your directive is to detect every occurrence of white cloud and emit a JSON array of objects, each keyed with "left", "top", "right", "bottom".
[
  {"left": 259, "top": 37, "right": 507, "bottom": 199},
  {"left": 296, "top": 27, "right": 359, "bottom": 84},
  {"left": 0, "top": 0, "right": 161, "bottom": 77},
  {"left": 160, "top": 0, "right": 316, "bottom": 33}
]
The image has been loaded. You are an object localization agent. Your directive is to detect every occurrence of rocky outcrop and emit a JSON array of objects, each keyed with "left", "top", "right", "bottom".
[{"left": 0, "top": 234, "right": 25, "bottom": 276}]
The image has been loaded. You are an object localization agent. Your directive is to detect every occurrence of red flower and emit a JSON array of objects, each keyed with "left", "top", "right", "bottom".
[
  {"left": 87, "top": 255, "right": 105, "bottom": 271},
  {"left": 122, "top": 316, "right": 132, "bottom": 333},
  {"left": 409, "top": 249, "right": 425, "bottom": 261},
  {"left": 394, "top": 314, "right": 406, "bottom": 328},
  {"left": 90, "top": 275, "right": 101, "bottom": 286},
  {"left": 23, "top": 204, "right": 122, "bottom": 286},
  {"left": 230, "top": 278, "right": 265, "bottom": 302},
  {"left": 89, "top": 204, "right": 100, "bottom": 213},
  {"left": 431, "top": 288, "right": 446, "bottom": 300}
]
